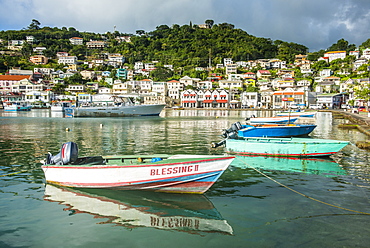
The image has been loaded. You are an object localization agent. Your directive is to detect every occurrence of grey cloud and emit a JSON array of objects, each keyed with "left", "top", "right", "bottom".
[{"left": 0, "top": 0, "right": 369, "bottom": 51}]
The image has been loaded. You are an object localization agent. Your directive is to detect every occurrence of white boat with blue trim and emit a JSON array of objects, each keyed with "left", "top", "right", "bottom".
[
  {"left": 41, "top": 142, "right": 235, "bottom": 194},
  {"left": 71, "top": 95, "right": 166, "bottom": 117},
  {"left": 3, "top": 101, "right": 32, "bottom": 111}
]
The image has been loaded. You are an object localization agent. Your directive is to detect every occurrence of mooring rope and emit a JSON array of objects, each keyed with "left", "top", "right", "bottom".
[{"left": 235, "top": 156, "right": 370, "bottom": 215}]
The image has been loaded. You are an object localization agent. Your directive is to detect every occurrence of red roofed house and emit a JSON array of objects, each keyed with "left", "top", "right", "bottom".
[
  {"left": 256, "top": 70, "right": 271, "bottom": 80},
  {"left": 69, "top": 37, "right": 83, "bottom": 45},
  {"left": 0, "top": 75, "right": 32, "bottom": 93}
]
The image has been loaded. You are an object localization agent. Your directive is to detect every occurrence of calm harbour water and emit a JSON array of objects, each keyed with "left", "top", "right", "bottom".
[{"left": 0, "top": 109, "right": 369, "bottom": 248}]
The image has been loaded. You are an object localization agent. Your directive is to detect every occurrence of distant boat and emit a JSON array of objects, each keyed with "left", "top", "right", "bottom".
[
  {"left": 275, "top": 111, "right": 316, "bottom": 118},
  {"left": 3, "top": 101, "right": 32, "bottom": 111},
  {"left": 50, "top": 101, "right": 73, "bottom": 112},
  {"left": 220, "top": 122, "right": 316, "bottom": 138},
  {"left": 232, "top": 155, "right": 346, "bottom": 177},
  {"left": 41, "top": 142, "right": 235, "bottom": 194},
  {"left": 223, "top": 137, "right": 350, "bottom": 157},
  {"left": 72, "top": 95, "right": 166, "bottom": 117},
  {"left": 247, "top": 116, "right": 298, "bottom": 124},
  {"left": 44, "top": 185, "right": 233, "bottom": 235}
]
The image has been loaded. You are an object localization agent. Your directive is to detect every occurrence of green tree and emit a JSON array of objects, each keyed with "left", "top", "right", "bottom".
[
  {"left": 52, "top": 83, "right": 67, "bottom": 94},
  {"left": 65, "top": 73, "right": 86, "bottom": 85},
  {"left": 327, "top": 39, "right": 356, "bottom": 52},
  {"left": 205, "top": 20, "right": 214, "bottom": 28},
  {"left": 150, "top": 66, "right": 174, "bottom": 81},
  {"left": 355, "top": 87, "right": 370, "bottom": 103},
  {"left": 28, "top": 19, "right": 41, "bottom": 30}
]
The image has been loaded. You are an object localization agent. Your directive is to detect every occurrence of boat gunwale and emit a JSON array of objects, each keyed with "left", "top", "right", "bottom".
[{"left": 41, "top": 156, "right": 236, "bottom": 169}]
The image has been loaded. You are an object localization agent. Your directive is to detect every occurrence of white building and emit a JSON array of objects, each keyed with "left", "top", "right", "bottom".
[
  {"left": 167, "top": 80, "right": 184, "bottom": 100},
  {"left": 240, "top": 92, "right": 260, "bottom": 108},
  {"left": 69, "top": 37, "right": 83, "bottom": 45},
  {"left": 324, "top": 51, "right": 346, "bottom": 62},
  {"left": 58, "top": 56, "right": 78, "bottom": 65},
  {"left": 218, "top": 80, "right": 243, "bottom": 90}
]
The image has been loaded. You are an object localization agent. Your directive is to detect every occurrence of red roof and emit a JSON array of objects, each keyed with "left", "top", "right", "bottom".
[{"left": 0, "top": 75, "right": 31, "bottom": 81}]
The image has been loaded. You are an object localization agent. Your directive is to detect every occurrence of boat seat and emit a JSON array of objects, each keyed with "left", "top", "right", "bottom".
[{"left": 72, "top": 156, "right": 105, "bottom": 165}]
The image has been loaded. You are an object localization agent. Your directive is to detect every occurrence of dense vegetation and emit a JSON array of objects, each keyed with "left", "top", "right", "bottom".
[
  {"left": 1, "top": 19, "right": 370, "bottom": 81},
  {"left": 0, "top": 20, "right": 310, "bottom": 70}
]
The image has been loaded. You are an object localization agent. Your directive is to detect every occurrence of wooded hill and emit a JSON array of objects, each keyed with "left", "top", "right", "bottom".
[{"left": 1, "top": 20, "right": 370, "bottom": 72}]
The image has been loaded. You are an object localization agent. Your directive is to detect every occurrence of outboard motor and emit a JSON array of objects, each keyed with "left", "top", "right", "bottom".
[
  {"left": 221, "top": 121, "right": 242, "bottom": 139},
  {"left": 46, "top": 142, "right": 79, "bottom": 165}
]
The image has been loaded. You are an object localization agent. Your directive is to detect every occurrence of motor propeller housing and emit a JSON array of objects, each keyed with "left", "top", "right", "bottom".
[{"left": 46, "top": 142, "right": 79, "bottom": 165}]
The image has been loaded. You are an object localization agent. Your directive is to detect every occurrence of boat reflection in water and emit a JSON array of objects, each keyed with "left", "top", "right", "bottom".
[
  {"left": 44, "top": 185, "right": 233, "bottom": 235},
  {"left": 232, "top": 155, "right": 346, "bottom": 177}
]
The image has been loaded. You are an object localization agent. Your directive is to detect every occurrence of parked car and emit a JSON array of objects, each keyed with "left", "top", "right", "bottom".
[{"left": 358, "top": 106, "right": 367, "bottom": 112}]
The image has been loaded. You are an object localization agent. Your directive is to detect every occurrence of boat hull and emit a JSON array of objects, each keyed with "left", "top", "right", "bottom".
[
  {"left": 72, "top": 104, "right": 166, "bottom": 117},
  {"left": 275, "top": 112, "right": 316, "bottom": 118},
  {"left": 225, "top": 138, "right": 349, "bottom": 157},
  {"left": 237, "top": 124, "right": 316, "bottom": 137},
  {"left": 4, "top": 105, "right": 32, "bottom": 111},
  {"left": 249, "top": 117, "right": 298, "bottom": 124},
  {"left": 41, "top": 155, "right": 235, "bottom": 194}
]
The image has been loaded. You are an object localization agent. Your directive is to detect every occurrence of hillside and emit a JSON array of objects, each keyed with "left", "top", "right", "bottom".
[{"left": 0, "top": 21, "right": 308, "bottom": 69}]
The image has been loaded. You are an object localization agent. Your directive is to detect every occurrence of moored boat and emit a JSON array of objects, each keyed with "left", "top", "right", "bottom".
[
  {"left": 247, "top": 116, "right": 298, "bottom": 124},
  {"left": 221, "top": 122, "right": 316, "bottom": 138},
  {"left": 275, "top": 111, "right": 316, "bottom": 118},
  {"left": 3, "top": 101, "right": 32, "bottom": 111},
  {"left": 72, "top": 95, "right": 166, "bottom": 117},
  {"left": 223, "top": 137, "right": 349, "bottom": 157},
  {"left": 50, "top": 101, "right": 73, "bottom": 112},
  {"left": 41, "top": 142, "right": 235, "bottom": 194}
]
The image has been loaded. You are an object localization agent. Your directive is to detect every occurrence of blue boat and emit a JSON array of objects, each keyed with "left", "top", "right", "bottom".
[
  {"left": 275, "top": 111, "right": 316, "bottom": 118},
  {"left": 221, "top": 122, "right": 316, "bottom": 138},
  {"left": 224, "top": 137, "right": 350, "bottom": 157},
  {"left": 237, "top": 124, "right": 316, "bottom": 137}
]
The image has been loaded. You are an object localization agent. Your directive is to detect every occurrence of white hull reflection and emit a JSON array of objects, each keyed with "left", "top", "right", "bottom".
[{"left": 44, "top": 185, "right": 233, "bottom": 235}]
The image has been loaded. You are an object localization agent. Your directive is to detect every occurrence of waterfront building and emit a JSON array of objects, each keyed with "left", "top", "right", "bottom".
[
  {"left": 240, "top": 92, "right": 260, "bottom": 108},
  {"left": 167, "top": 80, "right": 183, "bottom": 102},
  {"left": 181, "top": 89, "right": 198, "bottom": 108},
  {"left": 25, "top": 90, "right": 53, "bottom": 104},
  {"left": 0, "top": 75, "right": 32, "bottom": 93},
  {"left": 272, "top": 90, "right": 305, "bottom": 109},
  {"left": 316, "top": 93, "right": 346, "bottom": 109},
  {"left": 11, "top": 79, "right": 44, "bottom": 94}
]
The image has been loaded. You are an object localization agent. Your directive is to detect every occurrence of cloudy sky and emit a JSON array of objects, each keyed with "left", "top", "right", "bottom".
[{"left": 1, "top": 0, "right": 370, "bottom": 52}]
